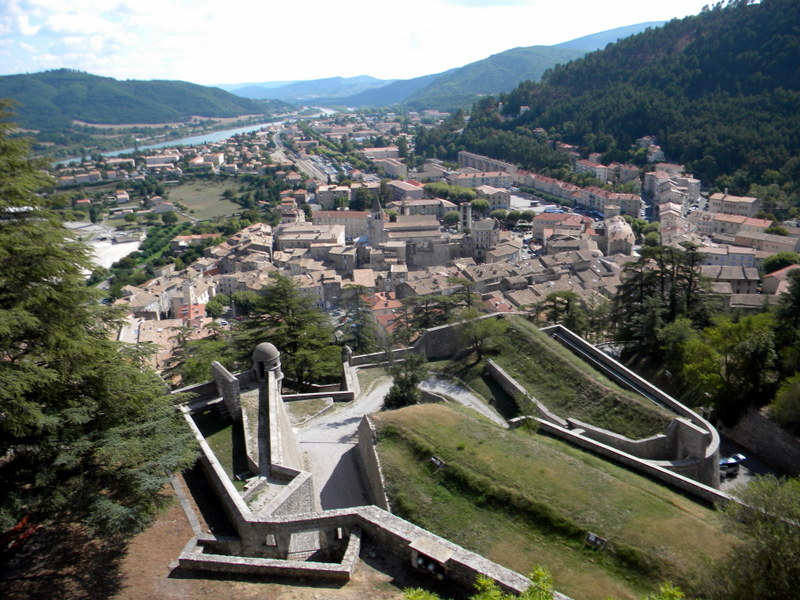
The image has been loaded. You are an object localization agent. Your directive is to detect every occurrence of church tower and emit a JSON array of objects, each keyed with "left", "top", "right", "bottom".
[{"left": 367, "top": 193, "right": 386, "bottom": 246}]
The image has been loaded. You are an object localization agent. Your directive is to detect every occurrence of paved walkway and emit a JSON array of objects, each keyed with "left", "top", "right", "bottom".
[
  {"left": 298, "top": 378, "right": 391, "bottom": 510},
  {"left": 297, "top": 373, "right": 507, "bottom": 511}
]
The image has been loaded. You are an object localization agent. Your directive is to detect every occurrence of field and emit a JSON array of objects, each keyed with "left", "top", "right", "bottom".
[
  {"left": 375, "top": 403, "right": 735, "bottom": 600},
  {"left": 168, "top": 180, "right": 241, "bottom": 220}
]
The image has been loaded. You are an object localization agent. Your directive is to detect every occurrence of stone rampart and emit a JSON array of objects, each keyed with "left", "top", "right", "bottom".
[
  {"left": 271, "top": 371, "right": 305, "bottom": 472},
  {"left": 356, "top": 417, "right": 390, "bottom": 510},
  {"left": 283, "top": 390, "right": 353, "bottom": 403},
  {"left": 485, "top": 359, "right": 567, "bottom": 426},
  {"left": 719, "top": 409, "right": 800, "bottom": 475},
  {"left": 212, "top": 361, "right": 241, "bottom": 419},
  {"left": 565, "top": 417, "right": 710, "bottom": 463},
  {"left": 509, "top": 416, "right": 730, "bottom": 506},
  {"left": 174, "top": 380, "right": 219, "bottom": 403},
  {"left": 181, "top": 406, "right": 254, "bottom": 539},
  {"left": 541, "top": 324, "right": 720, "bottom": 487},
  {"left": 350, "top": 348, "right": 411, "bottom": 366}
]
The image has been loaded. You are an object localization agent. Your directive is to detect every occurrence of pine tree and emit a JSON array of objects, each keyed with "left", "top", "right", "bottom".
[{"left": 0, "top": 101, "right": 196, "bottom": 538}]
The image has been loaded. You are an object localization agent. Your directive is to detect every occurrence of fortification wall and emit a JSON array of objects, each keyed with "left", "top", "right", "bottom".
[
  {"left": 271, "top": 371, "right": 305, "bottom": 473},
  {"left": 566, "top": 417, "right": 671, "bottom": 459},
  {"left": 212, "top": 361, "right": 241, "bottom": 419},
  {"left": 181, "top": 407, "right": 255, "bottom": 543},
  {"left": 356, "top": 417, "right": 390, "bottom": 510},
  {"left": 509, "top": 416, "right": 730, "bottom": 506},
  {"left": 485, "top": 359, "right": 567, "bottom": 426},
  {"left": 541, "top": 325, "right": 720, "bottom": 487},
  {"left": 719, "top": 409, "right": 800, "bottom": 476}
]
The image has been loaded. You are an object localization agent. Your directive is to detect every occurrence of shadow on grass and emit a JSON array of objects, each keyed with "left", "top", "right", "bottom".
[{"left": 0, "top": 525, "right": 126, "bottom": 600}]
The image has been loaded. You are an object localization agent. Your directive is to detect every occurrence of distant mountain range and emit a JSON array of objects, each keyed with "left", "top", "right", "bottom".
[
  {"left": 0, "top": 21, "right": 663, "bottom": 133},
  {"left": 219, "top": 22, "right": 664, "bottom": 110},
  {"left": 219, "top": 75, "right": 396, "bottom": 102},
  {"left": 0, "top": 69, "right": 291, "bottom": 131}
]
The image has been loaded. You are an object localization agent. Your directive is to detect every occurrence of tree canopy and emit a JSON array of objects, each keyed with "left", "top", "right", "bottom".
[{"left": 0, "top": 101, "right": 196, "bottom": 537}]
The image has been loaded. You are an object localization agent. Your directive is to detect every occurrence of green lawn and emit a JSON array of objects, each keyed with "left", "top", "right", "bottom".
[
  {"left": 375, "top": 404, "right": 734, "bottom": 600},
  {"left": 168, "top": 180, "right": 241, "bottom": 220},
  {"left": 191, "top": 409, "right": 249, "bottom": 490}
]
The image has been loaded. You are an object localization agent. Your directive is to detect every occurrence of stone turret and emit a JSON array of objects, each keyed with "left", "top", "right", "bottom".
[{"left": 253, "top": 342, "right": 282, "bottom": 382}]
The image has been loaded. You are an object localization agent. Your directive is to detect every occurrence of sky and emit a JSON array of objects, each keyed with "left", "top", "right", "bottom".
[{"left": 0, "top": 0, "right": 713, "bottom": 86}]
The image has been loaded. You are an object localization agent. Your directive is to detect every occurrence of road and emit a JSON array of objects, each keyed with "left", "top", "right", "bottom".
[
  {"left": 270, "top": 126, "right": 329, "bottom": 181},
  {"left": 297, "top": 373, "right": 506, "bottom": 510},
  {"left": 298, "top": 377, "right": 391, "bottom": 510}
]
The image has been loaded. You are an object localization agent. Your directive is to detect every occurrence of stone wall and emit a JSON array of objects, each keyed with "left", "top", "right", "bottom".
[
  {"left": 566, "top": 417, "right": 710, "bottom": 463},
  {"left": 719, "top": 409, "right": 800, "bottom": 475},
  {"left": 542, "top": 325, "right": 720, "bottom": 487},
  {"left": 181, "top": 406, "right": 254, "bottom": 541},
  {"left": 212, "top": 361, "right": 241, "bottom": 419},
  {"left": 269, "top": 371, "right": 305, "bottom": 473},
  {"left": 509, "top": 416, "right": 730, "bottom": 507},
  {"left": 485, "top": 359, "right": 567, "bottom": 426},
  {"left": 566, "top": 417, "right": 671, "bottom": 460},
  {"left": 356, "top": 417, "right": 390, "bottom": 510}
]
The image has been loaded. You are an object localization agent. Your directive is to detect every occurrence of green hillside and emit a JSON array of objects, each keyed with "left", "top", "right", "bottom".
[
  {"left": 0, "top": 69, "right": 283, "bottom": 131},
  {"left": 463, "top": 0, "right": 800, "bottom": 216},
  {"left": 324, "top": 71, "right": 450, "bottom": 108},
  {"left": 403, "top": 45, "right": 584, "bottom": 111},
  {"left": 323, "top": 23, "right": 660, "bottom": 110},
  {"left": 375, "top": 403, "right": 733, "bottom": 600}
]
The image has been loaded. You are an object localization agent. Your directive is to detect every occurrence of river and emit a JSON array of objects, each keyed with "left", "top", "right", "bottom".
[
  {"left": 56, "top": 121, "right": 281, "bottom": 166},
  {"left": 56, "top": 106, "right": 337, "bottom": 165}
]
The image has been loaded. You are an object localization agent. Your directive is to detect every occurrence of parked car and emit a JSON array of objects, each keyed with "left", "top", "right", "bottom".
[{"left": 720, "top": 453, "right": 746, "bottom": 477}]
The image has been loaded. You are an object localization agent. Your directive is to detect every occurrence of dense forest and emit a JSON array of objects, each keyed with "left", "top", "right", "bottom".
[{"left": 418, "top": 0, "right": 800, "bottom": 218}]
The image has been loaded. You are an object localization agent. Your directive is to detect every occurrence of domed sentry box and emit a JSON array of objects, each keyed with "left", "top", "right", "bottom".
[{"left": 253, "top": 342, "right": 281, "bottom": 382}]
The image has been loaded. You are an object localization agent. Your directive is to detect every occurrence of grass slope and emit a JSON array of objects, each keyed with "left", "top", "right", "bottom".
[
  {"left": 375, "top": 404, "right": 733, "bottom": 600},
  {"left": 492, "top": 317, "right": 672, "bottom": 438}
]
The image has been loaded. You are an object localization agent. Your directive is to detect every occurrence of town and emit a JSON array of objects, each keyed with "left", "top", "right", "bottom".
[{"left": 51, "top": 109, "right": 799, "bottom": 376}]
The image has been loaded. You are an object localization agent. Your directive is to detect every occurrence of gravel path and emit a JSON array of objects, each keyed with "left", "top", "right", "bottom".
[{"left": 421, "top": 376, "right": 508, "bottom": 427}]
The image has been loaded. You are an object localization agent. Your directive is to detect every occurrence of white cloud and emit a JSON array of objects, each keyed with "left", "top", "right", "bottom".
[{"left": 0, "top": 0, "right": 712, "bottom": 83}]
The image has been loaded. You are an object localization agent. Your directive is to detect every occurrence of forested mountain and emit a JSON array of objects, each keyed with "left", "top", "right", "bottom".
[
  {"left": 554, "top": 21, "right": 664, "bottom": 51},
  {"left": 400, "top": 45, "right": 585, "bottom": 110},
  {"left": 297, "top": 23, "right": 661, "bottom": 110},
  {"left": 0, "top": 69, "right": 285, "bottom": 131},
  {"left": 469, "top": 0, "right": 800, "bottom": 216},
  {"left": 326, "top": 72, "right": 451, "bottom": 108}
]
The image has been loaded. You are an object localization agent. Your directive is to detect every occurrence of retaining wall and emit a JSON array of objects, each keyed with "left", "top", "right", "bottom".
[
  {"left": 212, "top": 361, "right": 241, "bottom": 419},
  {"left": 509, "top": 416, "right": 730, "bottom": 506},
  {"left": 541, "top": 325, "right": 720, "bottom": 487},
  {"left": 356, "top": 417, "right": 390, "bottom": 510},
  {"left": 719, "top": 409, "right": 800, "bottom": 476},
  {"left": 485, "top": 359, "right": 567, "bottom": 427}
]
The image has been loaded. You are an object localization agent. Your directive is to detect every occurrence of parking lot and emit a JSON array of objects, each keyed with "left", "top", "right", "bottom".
[{"left": 718, "top": 436, "right": 776, "bottom": 493}]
